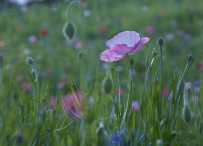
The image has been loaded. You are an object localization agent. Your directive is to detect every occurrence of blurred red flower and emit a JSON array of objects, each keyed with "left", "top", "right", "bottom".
[
  {"left": 196, "top": 62, "right": 203, "bottom": 69},
  {"left": 0, "top": 41, "right": 6, "bottom": 48},
  {"left": 99, "top": 26, "right": 107, "bottom": 33},
  {"left": 40, "top": 29, "right": 49, "bottom": 36}
]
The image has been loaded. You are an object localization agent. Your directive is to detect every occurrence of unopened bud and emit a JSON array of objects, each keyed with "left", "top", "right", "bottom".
[
  {"left": 14, "top": 133, "right": 24, "bottom": 144},
  {"left": 130, "top": 59, "right": 134, "bottom": 66},
  {"left": 187, "top": 54, "right": 194, "bottom": 62},
  {"left": 182, "top": 105, "right": 191, "bottom": 123},
  {"left": 78, "top": 52, "right": 83, "bottom": 59},
  {"left": 63, "top": 21, "right": 76, "bottom": 41},
  {"left": 26, "top": 57, "right": 34, "bottom": 65},
  {"left": 157, "top": 38, "right": 164, "bottom": 46},
  {"left": 156, "top": 139, "right": 163, "bottom": 146},
  {"left": 102, "top": 77, "right": 113, "bottom": 94}
]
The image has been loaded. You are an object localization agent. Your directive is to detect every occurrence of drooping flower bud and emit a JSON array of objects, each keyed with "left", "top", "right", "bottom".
[
  {"left": 157, "top": 38, "right": 164, "bottom": 46},
  {"left": 62, "top": 21, "right": 77, "bottom": 41},
  {"left": 182, "top": 105, "right": 191, "bottom": 123},
  {"left": 102, "top": 77, "right": 113, "bottom": 94},
  {"left": 26, "top": 57, "right": 34, "bottom": 65}
]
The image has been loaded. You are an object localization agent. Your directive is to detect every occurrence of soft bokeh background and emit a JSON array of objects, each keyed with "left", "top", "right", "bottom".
[{"left": 0, "top": 0, "right": 203, "bottom": 94}]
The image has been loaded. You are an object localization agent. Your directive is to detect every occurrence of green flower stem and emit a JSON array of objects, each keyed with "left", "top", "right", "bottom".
[
  {"left": 67, "top": 1, "right": 87, "bottom": 92},
  {"left": 160, "top": 44, "right": 163, "bottom": 101},
  {"left": 175, "top": 56, "right": 193, "bottom": 101}
]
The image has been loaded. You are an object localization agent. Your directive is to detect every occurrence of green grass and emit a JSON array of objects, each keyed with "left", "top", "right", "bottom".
[{"left": 0, "top": 0, "right": 203, "bottom": 145}]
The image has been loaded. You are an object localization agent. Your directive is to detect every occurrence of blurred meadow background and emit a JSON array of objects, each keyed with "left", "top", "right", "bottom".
[{"left": 0, "top": 0, "right": 203, "bottom": 145}]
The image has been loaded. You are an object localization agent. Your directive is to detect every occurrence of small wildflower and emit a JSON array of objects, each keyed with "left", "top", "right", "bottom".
[
  {"left": 162, "top": 89, "right": 169, "bottom": 95},
  {"left": 117, "top": 88, "right": 124, "bottom": 94},
  {"left": 99, "top": 26, "right": 107, "bottom": 33},
  {"left": 183, "top": 34, "right": 191, "bottom": 40},
  {"left": 176, "top": 30, "right": 183, "bottom": 36},
  {"left": 74, "top": 41, "right": 82, "bottom": 49},
  {"left": 40, "top": 29, "right": 49, "bottom": 36},
  {"left": 132, "top": 101, "right": 139, "bottom": 111},
  {"left": 28, "top": 35, "right": 37, "bottom": 43},
  {"left": 196, "top": 62, "right": 203, "bottom": 69},
  {"left": 21, "top": 82, "right": 31, "bottom": 90},
  {"left": 0, "top": 41, "right": 6, "bottom": 48},
  {"left": 16, "top": 75, "right": 23, "bottom": 82},
  {"left": 48, "top": 97, "right": 57, "bottom": 110},
  {"left": 145, "top": 26, "right": 154, "bottom": 34},
  {"left": 141, "top": 72, "right": 146, "bottom": 78}
]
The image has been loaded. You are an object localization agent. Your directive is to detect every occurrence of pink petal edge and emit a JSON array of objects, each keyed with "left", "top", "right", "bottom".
[
  {"left": 129, "top": 37, "right": 150, "bottom": 55},
  {"left": 106, "top": 31, "right": 140, "bottom": 48}
]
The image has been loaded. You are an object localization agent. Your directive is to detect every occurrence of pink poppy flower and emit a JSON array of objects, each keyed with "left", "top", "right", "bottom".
[
  {"left": 62, "top": 91, "right": 84, "bottom": 118},
  {"left": 132, "top": 101, "right": 139, "bottom": 111},
  {"left": 100, "top": 31, "right": 149, "bottom": 62}
]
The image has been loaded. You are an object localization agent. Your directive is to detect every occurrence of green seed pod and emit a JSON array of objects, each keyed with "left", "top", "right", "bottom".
[
  {"left": 102, "top": 77, "right": 113, "bottom": 94},
  {"left": 63, "top": 21, "right": 76, "bottom": 41},
  {"left": 182, "top": 105, "right": 191, "bottom": 123},
  {"left": 171, "top": 131, "right": 177, "bottom": 139},
  {"left": 157, "top": 38, "right": 164, "bottom": 46},
  {"left": 156, "top": 139, "right": 163, "bottom": 146}
]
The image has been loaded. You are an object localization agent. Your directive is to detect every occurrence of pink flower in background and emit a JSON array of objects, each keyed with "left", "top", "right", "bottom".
[
  {"left": 48, "top": 97, "right": 57, "bottom": 110},
  {"left": 0, "top": 41, "right": 6, "bottom": 48},
  {"left": 62, "top": 91, "right": 84, "bottom": 118},
  {"left": 28, "top": 35, "right": 37, "bottom": 43},
  {"left": 16, "top": 75, "right": 23, "bottom": 82},
  {"left": 100, "top": 31, "right": 149, "bottom": 62},
  {"left": 145, "top": 26, "right": 154, "bottom": 34},
  {"left": 183, "top": 34, "right": 191, "bottom": 40},
  {"left": 21, "top": 82, "right": 31, "bottom": 90},
  {"left": 74, "top": 41, "right": 82, "bottom": 49},
  {"left": 141, "top": 72, "right": 146, "bottom": 78},
  {"left": 117, "top": 88, "right": 124, "bottom": 94},
  {"left": 132, "top": 101, "right": 139, "bottom": 111},
  {"left": 176, "top": 30, "right": 183, "bottom": 36},
  {"left": 162, "top": 89, "right": 169, "bottom": 95}
]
